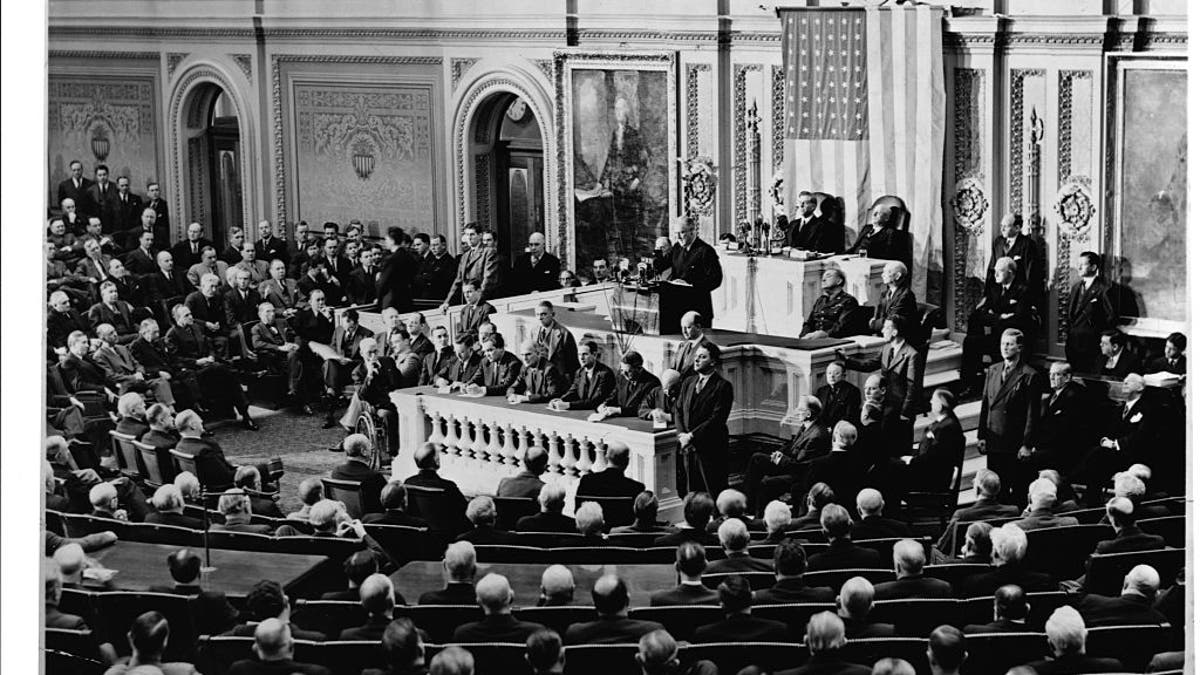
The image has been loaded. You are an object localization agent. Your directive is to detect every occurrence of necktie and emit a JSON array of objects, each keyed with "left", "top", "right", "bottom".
[
  {"left": 192, "top": 242, "right": 198, "bottom": 254},
  {"left": 695, "top": 376, "right": 706, "bottom": 393},
  {"left": 1002, "top": 363, "right": 1013, "bottom": 381}
]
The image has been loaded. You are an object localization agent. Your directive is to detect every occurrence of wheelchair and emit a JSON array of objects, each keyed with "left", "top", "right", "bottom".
[{"left": 353, "top": 401, "right": 394, "bottom": 472}]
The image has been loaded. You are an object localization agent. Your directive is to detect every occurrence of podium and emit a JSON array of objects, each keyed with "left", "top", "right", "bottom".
[{"left": 608, "top": 282, "right": 697, "bottom": 336}]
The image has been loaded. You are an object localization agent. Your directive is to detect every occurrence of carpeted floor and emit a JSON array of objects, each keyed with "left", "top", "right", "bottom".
[{"left": 215, "top": 405, "right": 347, "bottom": 515}]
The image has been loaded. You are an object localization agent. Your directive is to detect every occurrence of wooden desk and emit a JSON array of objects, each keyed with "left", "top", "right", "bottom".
[
  {"left": 390, "top": 560, "right": 677, "bottom": 608},
  {"left": 390, "top": 388, "right": 681, "bottom": 521},
  {"left": 714, "top": 251, "right": 887, "bottom": 337},
  {"left": 88, "top": 541, "right": 329, "bottom": 595}
]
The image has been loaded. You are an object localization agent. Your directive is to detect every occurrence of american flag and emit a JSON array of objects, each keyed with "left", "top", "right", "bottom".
[{"left": 780, "top": 6, "right": 945, "bottom": 300}]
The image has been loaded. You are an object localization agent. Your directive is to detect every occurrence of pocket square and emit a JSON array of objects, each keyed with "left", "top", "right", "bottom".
[{"left": 1130, "top": 412, "right": 1143, "bottom": 423}]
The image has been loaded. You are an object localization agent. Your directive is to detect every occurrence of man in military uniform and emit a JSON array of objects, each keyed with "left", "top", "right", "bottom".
[{"left": 800, "top": 268, "right": 860, "bottom": 339}]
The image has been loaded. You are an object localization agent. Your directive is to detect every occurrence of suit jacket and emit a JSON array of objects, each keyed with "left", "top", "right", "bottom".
[
  {"left": 752, "top": 577, "right": 836, "bottom": 605},
  {"left": 109, "top": 275, "right": 144, "bottom": 307},
  {"left": 816, "top": 381, "right": 862, "bottom": 429},
  {"left": 376, "top": 249, "right": 415, "bottom": 312},
  {"left": 1146, "top": 355, "right": 1186, "bottom": 376},
  {"left": 331, "top": 324, "right": 375, "bottom": 363},
  {"left": 869, "top": 285, "right": 920, "bottom": 339},
  {"left": 979, "top": 360, "right": 1044, "bottom": 454},
  {"left": 1035, "top": 381, "right": 1089, "bottom": 456},
  {"left": 1080, "top": 592, "right": 1170, "bottom": 627},
  {"left": 165, "top": 323, "right": 217, "bottom": 362},
  {"left": 332, "top": 460, "right": 388, "bottom": 514},
  {"left": 671, "top": 336, "right": 715, "bottom": 380},
  {"left": 60, "top": 353, "right": 109, "bottom": 393},
  {"left": 563, "top": 362, "right": 616, "bottom": 410},
  {"left": 705, "top": 552, "right": 774, "bottom": 575},
  {"left": 667, "top": 238, "right": 723, "bottom": 320},
  {"left": 458, "top": 301, "right": 496, "bottom": 335},
  {"left": 693, "top": 613, "right": 788, "bottom": 643},
  {"left": 298, "top": 274, "right": 343, "bottom": 306},
  {"left": 147, "top": 268, "right": 192, "bottom": 303},
  {"left": 185, "top": 291, "right": 228, "bottom": 333},
  {"left": 650, "top": 583, "right": 720, "bottom": 606},
  {"left": 533, "top": 320, "right": 580, "bottom": 380},
  {"left": 404, "top": 469, "right": 468, "bottom": 528},
  {"left": 1026, "top": 654, "right": 1124, "bottom": 675},
  {"left": 361, "top": 509, "right": 429, "bottom": 528},
  {"left": 778, "top": 652, "right": 873, "bottom": 675},
  {"left": 963, "top": 618, "right": 1032, "bottom": 634},
  {"left": 472, "top": 352, "right": 523, "bottom": 395},
  {"left": 1095, "top": 349, "right": 1140, "bottom": 380},
  {"left": 843, "top": 618, "right": 896, "bottom": 639},
  {"left": 790, "top": 214, "right": 844, "bottom": 253},
  {"left": 950, "top": 498, "right": 1021, "bottom": 523},
  {"left": 806, "top": 451, "right": 868, "bottom": 511},
  {"left": 782, "top": 421, "right": 832, "bottom": 463},
  {"left": 807, "top": 538, "right": 882, "bottom": 572},
  {"left": 227, "top": 659, "right": 331, "bottom": 675},
  {"left": 254, "top": 236, "right": 289, "bottom": 265},
  {"left": 57, "top": 176, "right": 95, "bottom": 213},
  {"left": 851, "top": 515, "right": 911, "bottom": 541},
  {"left": 175, "top": 436, "right": 237, "bottom": 488},
  {"left": 75, "top": 255, "right": 113, "bottom": 283},
  {"left": 872, "top": 575, "right": 953, "bottom": 600},
  {"left": 961, "top": 563, "right": 1056, "bottom": 598},
  {"left": 123, "top": 246, "right": 158, "bottom": 276},
  {"left": 908, "top": 414, "right": 965, "bottom": 492},
  {"left": 48, "top": 309, "right": 91, "bottom": 349},
  {"left": 258, "top": 278, "right": 305, "bottom": 311},
  {"left": 413, "top": 251, "right": 457, "bottom": 301},
  {"left": 515, "top": 511, "right": 576, "bottom": 533},
  {"left": 1093, "top": 525, "right": 1165, "bottom": 555},
  {"left": 1066, "top": 277, "right": 1116, "bottom": 336},
  {"left": 442, "top": 352, "right": 483, "bottom": 385},
  {"left": 509, "top": 251, "right": 561, "bottom": 294},
  {"left": 456, "top": 525, "right": 521, "bottom": 545},
  {"left": 187, "top": 261, "right": 230, "bottom": 289},
  {"left": 447, "top": 245, "right": 501, "bottom": 302},
  {"left": 87, "top": 301, "right": 138, "bottom": 337},
  {"left": 223, "top": 287, "right": 262, "bottom": 328},
  {"left": 417, "top": 581, "right": 476, "bottom": 606},
  {"left": 420, "top": 347, "right": 455, "bottom": 386},
  {"left": 234, "top": 260, "right": 271, "bottom": 285},
  {"left": 844, "top": 339, "right": 924, "bottom": 419},
  {"left": 291, "top": 307, "right": 335, "bottom": 346},
  {"left": 851, "top": 225, "right": 907, "bottom": 265},
  {"left": 803, "top": 291, "right": 861, "bottom": 338},
  {"left": 113, "top": 191, "right": 144, "bottom": 231},
  {"left": 145, "top": 197, "right": 170, "bottom": 236},
  {"left": 171, "top": 238, "right": 214, "bottom": 271},
  {"left": 639, "top": 385, "right": 679, "bottom": 422},
  {"left": 987, "top": 233, "right": 1045, "bottom": 293},
  {"left": 496, "top": 470, "right": 545, "bottom": 500},
  {"left": 563, "top": 616, "right": 666, "bottom": 645},
  {"left": 974, "top": 282, "right": 1038, "bottom": 335},
  {"left": 452, "top": 614, "right": 545, "bottom": 643},
  {"left": 1107, "top": 396, "right": 1158, "bottom": 462},
  {"left": 675, "top": 372, "right": 734, "bottom": 458},
  {"left": 87, "top": 181, "right": 118, "bottom": 230},
  {"left": 353, "top": 356, "right": 407, "bottom": 403},
  {"left": 653, "top": 527, "right": 719, "bottom": 548},
  {"left": 130, "top": 337, "right": 177, "bottom": 374},
  {"left": 250, "top": 319, "right": 298, "bottom": 356},
  {"left": 576, "top": 467, "right": 645, "bottom": 500},
  {"left": 91, "top": 344, "right": 147, "bottom": 388},
  {"left": 605, "top": 369, "right": 661, "bottom": 418},
  {"left": 1013, "top": 509, "right": 1078, "bottom": 531},
  {"left": 145, "top": 510, "right": 204, "bottom": 529},
  {"left": 346, "top": 265, "right": 380, "bottom": 306}
]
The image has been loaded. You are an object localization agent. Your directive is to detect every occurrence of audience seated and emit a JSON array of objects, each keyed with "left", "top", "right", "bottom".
[
  {"left": 963, "top": 585, "right": 1030, "bottom": 634},
  {"left": 362, "top": 481, "right": 429, "bottom": 528},
  {"left": 495, "top": 446, "right": 548, "bottom": 499},
  {"left": 430, "top": 646, "right": 474, "bottom": 675},
  {"left": 927, "top": 626, "right": 966, "bottom": 675},
  {"left": 452, "top": 573, "right": 545, "bottom": 643},
  {"left": 756, "top": 500, "right": 795, "bottom": 544},
  {"left": 576, "top": 440, "right": 645, "bottom": 499},
  {"left": 102, "top": 610, "right": 200, "bottom": 675},
  {"left": 1024, "top": 607, "right": 1123, "bottom": 675},
  {"left": 779, "top": 612, "right": 871, "bottom": 675},
  {"left": 706, "top": 518, "right": 773, "bottom": 574},
  {"left": 1111, "top": 470, "right": 1170, "bottom": 519},
  {"left": 538, "top": 564, "right": 576, "bottom": 607},
  {"left": 330, "top": 433, "right": 387, "bottom": 515},
  {"left": 873, "top": 539, "right": 952, "bottom": 600},
  {"left": 743, "top": 395, "right": 831, "bottom": 511},
  {"left": 405, "top": 442, "right": 468, "bottom": 528},
  {"left": 145, "top": 485, "right": 203, "bottom": 529},
  {"left": 654, "top": 492, "right": 718, "bottom": 547},
  {"left": 225, "top": 580, "right": 326, "bottom": 642},
  {"left": 836, "top": 576, "right": 895, "bottom": 638},
  {"left": 1094, "top": 496, "right": 1165, "bottom": 555},
  {"left": 457, "top": 496, "right": 520, "bottom": 545},
  {"left": 53, "top": 543, "right": 88, "bottom": 589},
  {"left": 286, "top": 478, "right": 325, "bottom": 523},
  {"left": 563, "top": 575, "right": 665, "bottom": 644},
  {"left": 339, "top": 574, "right": 400, "bottom": 640},
  {"left": 419, "top": 541, "right": 478, "bottom": 605},
  {"left": 234, "top": 465, "right": 283, "bottom": 519},
  {"left": 961, "top": 524, "right": 1055, "bottom": 597},
  {"left": 707, "top": 488, "right": 757, "bottom": 534},
  {"left": 525, "top": 629, "right": 565, "bottom": 675},
  {"left": 516, "top": 484, "right": 576, "bottom": 534},
  {"left": 805, "top": 422, "right": 868, "bottom": 513},
  {"left": 611, "top": 491, "right": 672, "bottom": 534},
  {"left": 212, "top": 489, "right": 273, "bottom": 534},
  {"left": 572, "top": 501, "right": 608, "bottom": 544},
  {"left": 694, "top": 575, "right": 789, "bottom": 642},
  {"left": 1013, "top": 479, "right": 1079, "bottom": 531},
  {"left": 227, "top": 618, "right": 331, "bottom": 675},
  {"left": 851, "top": 489, "right": 911, "bottom": 540},
  {"left": 362, "top": 617, "right": 426, "bottom": 675},
  {"left": 793, "top": 482, "right": 838, "bottom": 530},
  {"left": 651, "top": 542, "right": 720, "bottom": 606},
  {"left": 1074, "top": 564, "right": 1167, "bottom": 627},
  {"left": 322, "top": 551, "right": 382, "bottom": 601},
  {"left": 754, "top": 538, "right": 836, "bottom": 604},
  {"left": 46, "top": 560, "right": 117, "bottom": 668},
  {"left": 936, "top": 470, "right": 1019, "bottom": 552},
  {"left": 173, "top": 410, "right": 242, "bottom": 489},
  {"left": 948, "top": 522, "right": 994, "bottom": 565},
  {"left": 89, "top": 482, "right": 129, "bottom": 521},
  {"left": 809, "top": 504, "right": 882, "bottom": 571}
]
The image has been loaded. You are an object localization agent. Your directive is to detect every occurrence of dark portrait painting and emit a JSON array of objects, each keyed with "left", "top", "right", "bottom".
[{"left": 568, "top": 66, "right": 672, "bottom": 272}]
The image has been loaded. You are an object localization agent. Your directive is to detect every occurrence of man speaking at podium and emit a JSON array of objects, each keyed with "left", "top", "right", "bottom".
[{"left": 659, "top": 216, "right": 723, "bottom": 330}]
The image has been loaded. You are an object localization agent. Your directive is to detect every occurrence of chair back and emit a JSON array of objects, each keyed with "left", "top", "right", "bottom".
[
  {"left": 513, "top": 606, "right": 597, "bottom": 636},
  {"left": 44, "top": 648, "right": 104, "bottom": 675},
  {"left": 445, "top": 642, "right": 531, "bottom": 675},
  {"left": 60, "top": 512, "right": 128, "bottom": 539},
  {"left": 749, "top": 602, "right": 837, "bottom": 632},
  {"left": 364, "top": 523, "right": 439, "bottom": 562},
  {"left": 169, "top": 449, "right": 199, "bottom": 480},
  {"left": 563, "top": 643, "right": 642, "bottom": 675},
  {"left": 803, "top": 568, "right": 894, "bottom": 590},
  {"left": 1137, "top": 515, "right": 1185, "bottom": 548},
  {"left": 44, "top": 629, "right": 101, "bottom": 661},
  {"left": 868, "top": 598, "right": 961, "bottom": 637},
  {"left": 812, "top": 191, "right": 845, "bottom": 228},
  {"left": 93, "top": 591, "right": 196, "bottom": 661},
  {"left": 396, "top": 605, "right": 484, "bottom": 643},
  {"left": 1140, "top": 496, "right": 1185, "bottom": 515},
  {"left": 473, "top": 544, "right": 549, "bottom": 564},
  {"left": 629, "top": 606, "right": 724, "bottom": 641},
  {"left": 124, "top": 522, "right": 205, "bottom": 547},
  {"left": 293, "top": 599, "right": 368, "bottom": 639},
  {"left": 924, "top": 563, "right": 991, "bottom": 593},
  {"left": 945, "top": 516, "right": 1020, "bottom": 555},
  {"left": 493, "top": 496, "right": 540, "bottom": 530},
  {"left": 406, "top": 484, "right": 468, "bottom": 534},
  {"left": 606, "top": 531, "right": 668, "bottom": 548},
  {"left": 196, "top": 635, "right": 255, "bottom": 675},
  {"left": 235, "top": 320, "right": 260, "bottom": 361},
  {"left": 1023, "top": 524, "right": 1112, "bottom": 579},
  {"left": 273, "top": 533, "right": 363, "bottom": 558},
  {"left": 854, "top": 536, "right": 931, "bottom": 561},
  {"left": 109, "top": 430, "right": 142, "bottom": 478},
  {"left": 700, "top": 571, "right": 776, "bottom": 591},
  {"left": 962, "top": 632, "right": 1050, "bottom": 675},
  {"left": 134, "top": 440, "right": 167, "bottom": 486},
  {"left": 1085, "top": 623, "right": 1172, "bottom": 672},
  {"left": 870, "top": 195, "right": 911, "bottom": 233},
  {"left": 574, "top": 494, "right": 636, "bottom": 526},
  {"left": 46, "top": 509, "right": 66, "bottom": 536},
  {"left": 322, "top": 477, "right": 366, "bottom": 519},
  {"left": 549, "top": 545, "right": 645, "bottom": 564},
  {"left": 782, "top": 527, "right": 828, "bottom": 542},
  {"left": 679, "top": 642, "right": 807, "bottom": 675},
  {"left": 516, "top": 532, "right": 582, "bottom": 548},
  {"left": 1084, "top": 547, "right": 1183, "bottom": 595},
  {"left": 960, "top": 591, "right": 1068, "bottom": 630},
  {"left": 843, "top": 637, "right": 932, "bottom": 675}
]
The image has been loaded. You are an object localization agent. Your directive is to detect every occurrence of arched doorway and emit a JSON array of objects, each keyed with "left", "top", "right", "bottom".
[
  {"left": 180, "top": 84, "right": 243, "bottom": 245},
  {"left": 468, "top": 93, "right": 545, "bottom": 266}
]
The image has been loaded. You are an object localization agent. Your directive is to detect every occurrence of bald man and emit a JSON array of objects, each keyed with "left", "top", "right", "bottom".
[
  {"left": 563, "top": 575, "right": 665, "bottom": 644},
  {"left": 510, "top": 232, "right": 562, "bottom": 294},
  {"left": 576, "top": 441, "right": 645, "bottom": 500},
  {"left": 339, "top": 574, "right": 398, "bottom": 641},
  {"left": 986, "top": 212, "right": 1045, "bottom": 298},
  {"left": 671, "top": 312, "right": 714, "bottom": 379},
  {"left": 229, "top": 618, "right": 331, "bottom": 675},
  {"left": 452, "top": 573, "right": 546, "bottom": 643},
  {"left": 964, "top": 585, "right": 1030, "bottom": 634},
  {"left": 638, "top": 368, "right": 681, "bottom": 424},
  {"left": 872, "top": 539, "right": 952, "bottom": 600},
  {"left": 1075, "top": 564, "right": 1168, "bottom": 627},
  {"left": 539, "top": 565, "right": 576, "bottom": 607}
]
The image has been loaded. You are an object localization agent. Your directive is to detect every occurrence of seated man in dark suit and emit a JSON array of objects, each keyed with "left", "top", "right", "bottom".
[
  {"left": 496, "top": 446, "right": 548, "bottom": 499},
  {"left": 362, "top": 617, "right": 427, "bottom": 675},
  {"left": 570, "top": 500, "right": 610, "bottom": 546},
  {"left": 362, "top": 481, "right": 429, "bottom": 528},
  {"left": 322, "top": 551, "right": 385, "bottom": 602},
  {"left": 595, "top": 350, "right": 661, "bottom": 420},
  {"left": 515, "top": 483, "right": 577, "bottom": 534},
  {"left": 753, "top": 538, "right": 836, "bottom": 604},
  {"left": 330, "top": 433, "right": 387, "bottom": 515},
  {"left": 780, "top": 611, "right": 872, "bottom": 675},
  {"left": 228, "top": 618, "right": 332, "bottom": 675},
  {"left": 964, "top": 585, "right": 1032, "bottom": 634},
  {"left": 705, "top": 518, "right": 774, "bottom": 574},
  {"left": 1013, "top": 478, "right": 1080, "bottom": 531},
  {"left": 452, "top": 573, "right": 546, "bottom": 643},
  {"left": 404, "top": 442, "right": 469, "bottom": 535},
  {"left": 808, "top": 504, "right": 883, "bottom": 572},
  {"left": 576, "top": 440, "right": 646, "bottom": 500},
  {"left": 1093, "top": 496, "right": 1165, "bottom": 555},
  {"left": 694, "top": 575, "right": 789, "bottom": 643},
  {"left": 507, "top": 339, "right": 567, "bottom": 404},
  {"left": 961, "top": 523, "right": 1056, "bottom": 598},
  {"left": 552, "top": 340, "right": 616, "bottom": 412},
  {"left": 935, "top": 469, "right": 1021, "bottom": 553},
  {"left": 815, "top": 362, "right": 863, "bottom": 428},
  {"left": 792, "top": 482, "right": 837, "bottom": 531},
  {"left": 805, "top": 422, "right": 869, "bottom": 513},
  {"left": 940, "top": 521, "right": 996, "bottom": 567},
  {"left": 609, "top": 491, "right": 672, "bottom": 535},
  {"left": 233, "top": 465, "right": 283, "bottom": 519},
  {"left": 653, "top": 491, "right": 718, "bottom": 547},
  {"left": 873, "top": 539, "right": 953, "bottom": 600},
  {"left": 456, "top": 495, "right": 521, "bottom": 545},
  {"left": 224, "top": 580, "right": 327, "bottom": 643},
  {"left": 1145, "top": 331, "right": 1187, "bottom": 375},
  {"left": 742, "top": 395, "right": 831, "bottom": 513},
  {"left": 210, "top": 489, "right": 273, "bottom": 535},
  {"left": 563, "top": 575, "right": 666, "bottom": 644},
  {"left": 836, "top": 576, "right": 895, "bottom": 639},
  {"left": 650, "top": 541, "right": 721, "bottom": 606},
  {"left": 469, "top": 333, "right": 522, "bottom": 396},
  {"left": 851, "top": 488, "right": 911, "bottom": 540},
  {"left": 537, "top": 564, "right": 576, "bottom": 607},
  {"left": 339, "top": 574, "right": 400, "bottom": 641},
  {"left": 145, "top": 484, "right": 203, "bottom": 529},
  {"left": 417, "top": 540, "right": 479, "bottom": 605},
  {"left": 173, "top": 409, "right": 247, "bottom": 489},
  {"left": 1024, "top": 606, "right": 1124, "bottom": 675},
  {"left": 44, "top": 562, "right": 119, "bottom": 665},
  {"left": 1075, "top": 564, "right": 1168, "bottom": 627}
]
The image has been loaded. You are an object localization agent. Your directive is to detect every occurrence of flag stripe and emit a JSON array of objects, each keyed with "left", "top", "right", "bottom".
[{"left": 865, "top": 9, "right": 888, "bottom": 198}]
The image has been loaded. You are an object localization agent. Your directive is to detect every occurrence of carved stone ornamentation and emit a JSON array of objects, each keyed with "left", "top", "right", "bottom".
[
  {"left": 733, "top": 64, "right": 762, "bottom": 224},
  {"left": 685, "top": 63, "right": 710, "bottom": 159},
  {"left": 533, "top": 59, "right": 555, "bottom": 82},
  {"left": 952, "top": 67, "right": 986, "bottom": 332},
  {"left": 771, "top": 65, "right": 786, "bottom": 172},
  {"left": 952, "top": 176, "right": 989, "bottom": 238},
  {"left": 1008, "top": 69, "right": 1043, "bottom": 215},
  {"left": 451, "top": 58, "right": 481, "bottom": 89},
  {"left": 1053, "top": 180, "right": 1095, "bottom": 241},
  {"left": 167, "top": 53, "right": 188, "bottom": 78},
  {"left": 231, "top": 54, "right": 253, "bottom": 82}
]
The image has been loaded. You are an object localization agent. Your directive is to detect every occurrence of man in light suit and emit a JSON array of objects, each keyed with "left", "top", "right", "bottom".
[
  {"left": 841, "top": 315, "right": 925, "bottom": 459},
  {"left": 978, "top": 328, "right": 1044, "bottom": 504},
  {"left": 672, "top": 311, "right": 715, "bottom": 380},
  {"left": 1064, "top": 251, "right": 1116, "bottom": 374},
  {"left": 532, "top": 301, "right": 579, "bottom": 380},
  {"left": 92, "top": 322, "right": 175, "bottom": 405},
  {"left": 234, "top": 241, "right": 271, "bottom": 285},
  {"left": 442, "top": 223, "right": 500, "bottom": 309},
  {"left": 321, "top": 308, "right": 375, "bottom": 425},
  {"left": 187, "top": 246, "right": 230, "bottom": 289},
  {"left": 259, "top": 259, "right": 304, "bottom": 316},
  {"left": 675, "top": 342, "right": 734, "bottom": 495}
]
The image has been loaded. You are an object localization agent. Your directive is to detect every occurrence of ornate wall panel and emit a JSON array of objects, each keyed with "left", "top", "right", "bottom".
[
  {"left": 47, "top": 76, "right": 160, "bottom": 206},
  {"left": 685, "top": 63, "right": 712, "bottom": 160},
  {"left": 451, "top": 58, "right": 480, "bottom": 89},
  {"left": 770, "top": 64, "right": 786, "bottom": 175},
  {"left": 1053, "top": 70, "right": 1095, "bottom": 343},
  {"left": 1008, "top": 69, "right": 1045, "bottom": 217},
  {"left": 733, "top": 64, "right": 762, "bottom": 223},
  {"left": 950, "top": 68, "right": 988, "bottom": 332}
]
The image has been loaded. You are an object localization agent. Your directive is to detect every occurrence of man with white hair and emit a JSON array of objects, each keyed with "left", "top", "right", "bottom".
[
  {"left": 419, "top": 541, "right": 479, "bottom": 605},
  {"left": 792, "top": 611, "right": 871, "bottom": 675},
  {"left": 223, "top": 267, "right": 263, "bottom": 330},
  {"left": 1076, "top": 564, "right": 1169, "bottom": 627},
  {"left": 229, "top": 617, "right": 331, "bottom": 675},
  {"left": 47, "top": 290, "right": 92, "bottom": 350},
  {"left": 873, "top": 539, "right": 952, "bottom": 600},
  {"left": 510, "top": 231, "right": 562, "bottom": 294},
  {"left": 576, "top": 440, "right": 645, "bottom": 500},
  {"left": 539, "top": 564, "right": 576, "bottom": 607},
  {"left": 662, "top": 215, "right": 723, "bottom": 328},
  {"left": 835, "top": 576, "right": 895, "bottom": 639},
  {"left": 743, "top": 395, "right": 830, "bottom": 513},
  {"left": 93, "top": 324, "right": 175, "bottom": 405},
  {"left": 757, "top": 500, "right": 794, "bottom": 544},
  {"left": 331, "top": 433, "right": 387, "bottom": 515},
  {"left": 705, "top": 518, "right": 773, "bottom": 574},
  {"left": 211, "top": 488, "right": 273, "bottom": 534},
  {"left": 508, "top": 340, "right": 567, "bottom": 404},
  {"left": 638, "top": 367, "right": 681, "bottom": 424},
  {"left": 250, "top": 301, "right": 307, "bottom": 412},
  {"left": 867, "top": 260, "right": 918, "bottom": 340},
  {"left": 961, "top": 256, "right": 1038, "bottom": 395},
  {"left": 113, "top": 391, "right": 150, "bottom": 439},
  {"left": 89, "top": 482, "right": 128, "bottom": 520},
  {"left": 515, "top": 483, "right": 576, "bottom": 534},
  {"left": 165, "top": 303, "right": 256, "bottom": 428},
  {"left": 1025, "top": 606, "right": 1122, "bottom": 675},
  {"left": 457, "top": 496, "right": 521, "bottom": 545},
  {"left": 339, "top": 573, "right": 399, "bottom": 641},
  {"left": 1075, "top": 372, "right": 1159, "bottom": 504},
  {"left": 851, "top": 201, "right": 907, "bottom": 263},
  {"left": 145, "top": 484, "right": 203, "bottom": 529},
  {"left": 573, "top": 501, "right": 607, "bottom": 542},
  {"left": 173, "top": 409, "right": 244, "bottom": 487},
  {"left": 453, "top": 573, "right": 546, "bottom": 643},
  {"left": 184, "top": 272, "right": 230, "bottom": 348},
  {"left": 1013, "top": 478, "right": 1079, "bottom": 530},
  {"left": 961, "top": 523, "right": 1056, "bottom": 597}
]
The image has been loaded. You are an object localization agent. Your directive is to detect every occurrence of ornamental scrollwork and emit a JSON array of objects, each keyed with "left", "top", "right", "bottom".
[
  {"left": 680, "top": 156, "right": 717, "bottom": 218},
  {"left": 952, "top": 175, "right": 989, "bottom": 237},
  {"left": 1054, "top": 180, "right": 1095, "bottom": 240}
]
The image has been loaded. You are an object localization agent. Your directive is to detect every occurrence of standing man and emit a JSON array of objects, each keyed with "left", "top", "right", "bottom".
[
  {"left": 57, "top": 159, "right": 94, "bottom": 214},
  {"left": 978, "top": 328, "right": 1044, "bottom": 504},
  {"left": 532, "top": 301, "right": 579, "bottom": 380},
  {"left": 145, "top": 182, "right": 170, "bottom": 237},
  {"left": 510, "top": 232, "right": 561, "bottom": 294},
  {"left": 788, "top": 192, "right": 843, "bottom": 253},
  {"left": 840, "top": 316, "right": 924, "bottom": 459},
  {"left": 347, "top": 246, "right": 380, "bottom": 307},
  {"left": 114, "top": 176, "right": 145, "bottom": 234},
  {"left": 664, "top": 216, "right": 723, "bottom": 329},
  {"left": 672, "top": 311, "right": 715, "bottom": 380},
  {"left": 219, "top": 227, "right": 246, "bottom": 265},
  {"left": 986, "top": 213, "right": 1045, "bottom": 298},
  {"left": 1065, "top": 251, "right": 1116, "bottom": 373},
  {"left": 171, "top": 222, "right": 212, "bottom": 271},
  {"left": 675, "top": 342, "right": 734, "bottom": 495},
  {"left": 415, "top": 234, "right": 458, "bottom": 306},
  {"left": 442, "top": 223, "right": 500, "bottom": 309},
  {"left": 376, "top": 226, "right": 415, "bottom": 313},
  {"left": 86, "top": 164, "right": 117, "bottom": 233},
  {"left": 254, "top": 220, "right": 289, "bottom": 266},
  {"left": 960, "top": 257, "right": 1038, "bottom": 395}
]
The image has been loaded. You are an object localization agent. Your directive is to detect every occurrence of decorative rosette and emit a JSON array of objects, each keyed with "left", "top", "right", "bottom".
[
  {"left": 1054, "top": 180, "right": 1095, "bottom": 240},
  {"left": 679, "top": 156, "right": 718, "bottom": 217},
  {"left": 952, "top": 175, "right": 989, "bottom": 237}
]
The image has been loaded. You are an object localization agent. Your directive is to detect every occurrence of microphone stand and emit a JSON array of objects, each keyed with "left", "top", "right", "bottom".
[{"left": 199, "top": 489, "right": 226, "bottom": 577}]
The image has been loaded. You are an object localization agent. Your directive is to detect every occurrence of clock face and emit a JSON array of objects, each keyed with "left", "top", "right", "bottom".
[{"left": 506, "top": 99, "right": 528, "bottom": 122}]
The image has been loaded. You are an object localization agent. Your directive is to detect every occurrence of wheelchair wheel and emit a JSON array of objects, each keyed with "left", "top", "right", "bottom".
[{"left": 354, "top": 406, "right": 390, "bottom": 471}]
